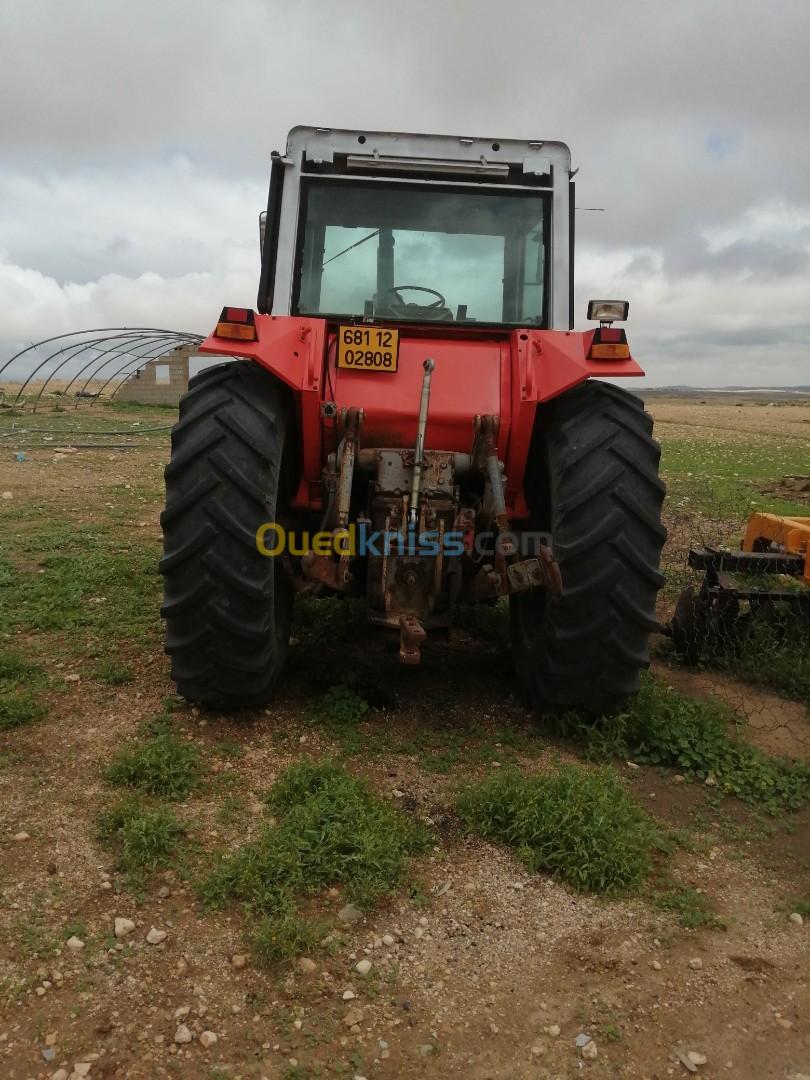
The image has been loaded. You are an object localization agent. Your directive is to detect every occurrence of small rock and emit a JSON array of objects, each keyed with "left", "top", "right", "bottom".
[
  {"left": 297, "top": 957, "right": 317, "bottom": 975},
  {"left": 174, "top": 1024, "right": 193, "bottom": 1044},
  {"left": 343, "top": 989, "right": 356, "bottom": 1000},
  {"left": 200, "top": 1030, "right": 218, "bottom": 1048},
  {"left": 704, "top": 774, "right": 717, "bottom": 787},
  {"left": 688, "top": 957, "right": 703, "bottom": 970},
  {"left": 100, "top": 880, "right": 112, "bottom": 891},
  {"left": 64, "top": 673, "right": 81, "bottom": 684},
  {"left": 342, "top": 1006, "right": 364, "bottom": 1028},
  {"left": 581, "top": 1039, "right": 598, "bottom": 1060},
  {"left": 575, "top": 1033, "right": 592, "bottom": 1047},
  {"left": 146, "top": 928, "right": 167, "bottom": 945},
  {"left": 651, "top": 959, "right": 662, "bottom": 970},
  {"left": 355, "top": 959, "right": 372, "bottom": 976},
  {"left": 531, "top": 1044, "right": 544, "bottom": 1056},
  {"left": 338, "top": 903, "right": 363, "bottom": 924},
  {"left": 231, "top": 953, "right": 248, "bottom": 969},
  {"left": 626, "top": 761, "right": 640, "bottom": 770},
  {"left": 382, "top": 933, "right": 395, "bottom": 946},
  {"left": 176, "top": 957, "right": 189, "bottom": 975},
  {"left": 114, "top": 917, "right": 135, "bottom": 940},
  {"left": 52, "top": 1070, "right": 68, "bottom": 1080},
  {"left": 1, "top": 491, "right": 13, "bottom": 500},
  {"left": 42, "top": 1046, "right": 56, "bottom": 1062},
  {"left": 776, "top": 1017, "right": 794, "bottom": 1030},
  {"left": 789, "top": 911, "right": 804, "bottom": 926},
  {"left": 418, "top": 1043, "right": 435, "bottom": 1057},
  {"left": 12, "top": 831, "right": 30, "bottom": 842},
  {"left": 157, "top": 885, "right": 171, "bottom": 899},
  {"left": 73, "top": 1065, "right": 92, "bottom": 1078},
  {"left": 688, "top": 1050, "right": 708, "bottom": 1066},
  {"left": 65, "top": 936, "right": 85, "bottom": 952},
  {"left": 545, "top": 1024, "right": 561, "bottom": 1037},
  {"left": 174, "top": 1005, "right": 190, "bottom": 1020}
]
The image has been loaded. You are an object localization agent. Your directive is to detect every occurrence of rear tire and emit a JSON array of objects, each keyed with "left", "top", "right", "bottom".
[
  {"left": 160, "top": 360, "right": 293, "bottom": 706},
  {"left": 510, "top": 380, "right": 666, "bottom": 714}
]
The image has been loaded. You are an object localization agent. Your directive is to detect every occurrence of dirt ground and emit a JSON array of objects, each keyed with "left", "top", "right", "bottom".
[{"left": 1, "top": 396, "right": 809, "bottom": 1080}]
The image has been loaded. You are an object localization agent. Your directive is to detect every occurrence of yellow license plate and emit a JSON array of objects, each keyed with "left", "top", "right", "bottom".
[{"left": 336, "top": 325, "right": 399, "bottom": 372}]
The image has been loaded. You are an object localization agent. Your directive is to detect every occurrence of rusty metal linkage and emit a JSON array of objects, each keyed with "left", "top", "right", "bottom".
[{"left": 399, "top": 614, "right": 427, "bottom": 665}]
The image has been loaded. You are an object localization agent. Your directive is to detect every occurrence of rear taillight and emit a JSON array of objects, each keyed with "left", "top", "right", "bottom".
[
  {"left": 215, "top": 307, "right": 258, "bottom": 341},
  {"left": 589, "top": 326, "right": 630, "bottom": 360}
]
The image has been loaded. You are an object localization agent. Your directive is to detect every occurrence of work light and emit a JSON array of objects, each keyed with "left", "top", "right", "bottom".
[{"left": 587, "top": 300, "right": 629, "bottom": 324}]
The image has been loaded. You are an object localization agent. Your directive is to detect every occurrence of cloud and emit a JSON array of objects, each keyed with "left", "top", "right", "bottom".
[{"left": 1, "top": 0, "right": 809, "bottom": 386}]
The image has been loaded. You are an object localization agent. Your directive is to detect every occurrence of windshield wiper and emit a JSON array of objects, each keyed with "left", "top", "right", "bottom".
[{"left": 321, "top": 229, "right": 380, "bottom": 269}]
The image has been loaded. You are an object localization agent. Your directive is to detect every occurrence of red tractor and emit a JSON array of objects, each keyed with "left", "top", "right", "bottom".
[{"left": 161, "top": 127, "right": 666, "bottom": 713}]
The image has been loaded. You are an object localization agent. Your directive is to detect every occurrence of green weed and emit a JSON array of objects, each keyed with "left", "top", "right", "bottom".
[
  {"left": 95, "top": 660, "right": 134, "bottom": 686},
  {"left": 653, "top": 883, "right": 723, "bottom": 929},
  {"left": 703, "top": 618, "right": 810, "bottom": 708},
  {"left": 250, "top": 909, "right": 325, "bottom": 965},
  {"left": 292, "top": 596, "right": 366, "bottom": 648},
  {"left": 200, "top": 760, "right": 430, "bottom": 962},
  {"left": 0, "top": 691, "right": 47, "bottom": 730},
  {"left": 554, "top": 674, "right": 808, "bottom": 815},
  {"left": 97, "top": 796, "right": 184, "bottom": 875},
  {"left": 457, "top": 764, "right": 666, "bottom": 895},
  {"left": 0, "top": 650, "right": 49, "bottom": 730},
  {"left": 104, "top": 722, "right": 203, "bottom": 799},
  {"left": 452, "top": 599, "right": 510, "bottom": 643},
  {"left": 311, "top": 685, "right": 369, "bottom": 727}
]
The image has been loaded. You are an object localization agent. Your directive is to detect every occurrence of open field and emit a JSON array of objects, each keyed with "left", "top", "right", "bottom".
[{"left": 1, "top": 394, "right": 809, "bottom": 1080}]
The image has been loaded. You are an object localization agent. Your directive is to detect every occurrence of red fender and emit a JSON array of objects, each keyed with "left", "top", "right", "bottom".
[{"left": 200, "top": 316, "right": 643, "bottom": 519}]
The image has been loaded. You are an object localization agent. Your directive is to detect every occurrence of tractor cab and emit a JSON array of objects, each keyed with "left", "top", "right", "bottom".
[{"left": 259, "top": 127, "right": 573, "bottom": 331}]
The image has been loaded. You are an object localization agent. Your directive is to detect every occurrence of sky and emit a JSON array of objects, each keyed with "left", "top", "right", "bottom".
[{"left": 1, "top": 0, "right": 809, "bottom": 387}]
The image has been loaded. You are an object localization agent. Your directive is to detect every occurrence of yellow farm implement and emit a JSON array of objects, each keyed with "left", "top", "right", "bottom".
[{"left": 671, "top": 512, "right": 810, "bottom": 663}]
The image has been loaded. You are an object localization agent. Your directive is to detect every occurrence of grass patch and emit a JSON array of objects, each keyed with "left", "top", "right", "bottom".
[
  {"left": 653, "top": 883, "right": 723, "bottom": 929},
  {"left": 292, "top": 595, "right": 366, "bottom": 648},
  {"left": 0, "top": 520, "right": 161, "bottom": 650},
  {"left": 703, "top": 618, "right": 810, "bottom": 708},
  {"left": 303, "top": 678, "right": 540, "bottom": 770},
  {"left": 0, "top": 650, "right": 49, "bottom": 730},
  {"left": 457, "top": 764, "right": 667, "bottom": 895},
  {"left": 452, "top": 599, "right": 510, "bottom": 643},
  {"left": 661, "top": 434, "right": 810, "bottom": 518},
  {"left": 250, "top": 911, "right": 325, "bottom": 965},
  {"left": 95, "top": 660, "right": 134, "bottom": 686},
  {"left": 0, "top": 691, "right": 47, "bottom": 730},
  {"left": 311, "top": 684, "right": 369, "bottom": 727},
  {"left": 558, "top": 674, "right": 808, "bottom": 815},
  {"left": 104, "top": 721, "right": 203, "bottom": 799},
  {"left": 97, "top": 796, "right": 184, "bottom": 875},
  {"left": 200, "top": 760, "right": 430, "bottom": 962}
]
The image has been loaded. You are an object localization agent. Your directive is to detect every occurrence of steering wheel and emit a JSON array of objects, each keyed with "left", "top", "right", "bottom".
[{"left": 380, "top": 285, "right": 447, "bottom": 311}]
